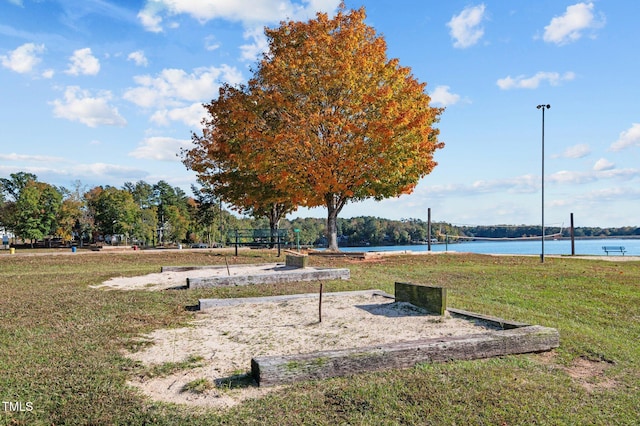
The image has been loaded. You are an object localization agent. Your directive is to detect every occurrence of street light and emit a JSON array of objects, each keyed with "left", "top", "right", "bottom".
[{"left": 537, "top": 104, "right": 550, "bottom": 263}]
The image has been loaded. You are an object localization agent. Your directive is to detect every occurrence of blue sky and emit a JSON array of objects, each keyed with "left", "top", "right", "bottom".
[{"left": 1, "top": 0, "right": 638, "bottom": 228}]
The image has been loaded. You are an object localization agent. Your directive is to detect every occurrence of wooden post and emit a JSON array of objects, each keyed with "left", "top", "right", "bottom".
[
  {"left": 570, "top": 213, "right": 575, "bottom": 256},
  {"left": 234, "top": 229, "right": 238, "bottom": 256},
  {"left": 319, "top": 282, "right": 323, "bottom": 323},
  {"left": 277, "top": 233, "right": 281, "bottom": 257},
  {"left": 427, "top": 208, "right": 432, "bottom": 251}
]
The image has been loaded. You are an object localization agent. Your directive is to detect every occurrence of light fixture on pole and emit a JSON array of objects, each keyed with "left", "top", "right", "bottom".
[{"left": 537, "top": 104, "right": 550, "bottom": 263}]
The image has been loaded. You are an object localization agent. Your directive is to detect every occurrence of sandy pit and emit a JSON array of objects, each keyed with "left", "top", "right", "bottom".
[
  {"left": 91, "top": 263, "right": 301, "bottom": 291},
  {"left": 99, "top": 266, "right": 499, "bottom": 410}
]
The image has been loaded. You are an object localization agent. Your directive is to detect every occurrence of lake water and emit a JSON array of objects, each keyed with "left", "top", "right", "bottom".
[{"left": 336, "top": 238, "right": 640, "bottom": 256}]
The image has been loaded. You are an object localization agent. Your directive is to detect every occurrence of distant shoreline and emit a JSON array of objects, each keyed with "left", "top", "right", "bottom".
[{"left": 337, "top": 235, "right": 640, "bottom": 248}]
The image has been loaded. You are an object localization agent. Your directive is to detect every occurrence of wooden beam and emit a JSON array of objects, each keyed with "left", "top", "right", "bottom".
[{"left": 251, "top": 325, "right": 559, "bottom": 387}]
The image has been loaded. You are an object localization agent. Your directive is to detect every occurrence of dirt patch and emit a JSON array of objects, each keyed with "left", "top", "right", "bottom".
[
  {"left": 565, "top": 357, "right": 617, "bottom": 392},
  {"left": 536, "top": 352, "right": 617, "bottom": 393}
]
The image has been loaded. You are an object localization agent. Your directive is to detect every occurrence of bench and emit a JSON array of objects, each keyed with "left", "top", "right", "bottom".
[{"left": 602, "top": 246, "right": 626, "bottom": 256}]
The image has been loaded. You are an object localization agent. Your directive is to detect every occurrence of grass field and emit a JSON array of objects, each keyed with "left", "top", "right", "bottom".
[{"left": 1, "top": 249, "right": 639, "bottom": 425}]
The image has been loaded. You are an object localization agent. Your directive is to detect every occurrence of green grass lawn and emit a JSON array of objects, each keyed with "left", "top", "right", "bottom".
[{"left": 1, "top": 250, "right": 638, "bottom": 425}]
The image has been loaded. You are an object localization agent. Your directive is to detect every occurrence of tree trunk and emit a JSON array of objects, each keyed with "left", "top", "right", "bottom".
[
  {"left": 325, "top": 194, "right": 345, "bottom": 252},
  {"left": 267, "top": 203, "right": 282, "bottom": 248}
]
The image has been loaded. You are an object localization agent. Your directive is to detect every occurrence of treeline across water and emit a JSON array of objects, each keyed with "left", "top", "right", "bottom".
[
  {"left": 258, "top": 216, "right": 640, "bottom": 247},
  {"left": 453, "top": 224, "right": 640, "bottom": 240}
]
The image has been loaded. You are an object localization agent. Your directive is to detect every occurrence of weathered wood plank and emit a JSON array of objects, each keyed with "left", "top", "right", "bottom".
[
  {"left": 395, "top": 282, "right": 446, "bottom": 315},
  {"left": 448, "top": 308, "right": 530, "bottom": 330},
  {"left": 285, "top": 254, "right": 308, "bottom": 268},
  {"left": 251, "top": 325, "right": 560, "bottom": 387}
]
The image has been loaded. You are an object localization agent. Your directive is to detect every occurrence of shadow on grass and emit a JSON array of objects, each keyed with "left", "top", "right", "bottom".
[
  {"left": 164, "top": 285, "right": 188, "bottom": 290},
  {"left": 215, "top": 372, "right": 256, "bottom": 390}
]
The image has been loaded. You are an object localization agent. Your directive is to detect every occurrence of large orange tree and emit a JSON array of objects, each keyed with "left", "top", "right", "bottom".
[{"left": 185, "top": 5, "right": 444, "bottom": 251}]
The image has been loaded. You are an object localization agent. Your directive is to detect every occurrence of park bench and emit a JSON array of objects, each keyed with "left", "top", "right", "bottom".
[{"left": 602, "top": 246, "right": 626, "bottom": 256}]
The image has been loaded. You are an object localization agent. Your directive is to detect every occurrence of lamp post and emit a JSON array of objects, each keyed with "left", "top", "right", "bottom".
[
  {"left": 294, "top": 228, "right": 301, "bottom": 251},
  {"left": 537, "top": 104, "right": 550, "bottom": 263}
]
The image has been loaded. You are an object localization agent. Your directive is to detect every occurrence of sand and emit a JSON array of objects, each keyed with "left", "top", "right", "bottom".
[{"left": 95, "top": 267, "right": 496, "bottom": 409}]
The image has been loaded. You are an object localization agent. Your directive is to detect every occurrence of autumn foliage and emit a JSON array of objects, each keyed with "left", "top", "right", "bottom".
[{"left": 184, "top": 5, "right": 444, "bottom": 250}]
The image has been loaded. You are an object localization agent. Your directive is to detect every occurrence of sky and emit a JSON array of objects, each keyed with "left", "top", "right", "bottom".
[{"left": 1, "top": 0, "right": 639, "bottom": 228}]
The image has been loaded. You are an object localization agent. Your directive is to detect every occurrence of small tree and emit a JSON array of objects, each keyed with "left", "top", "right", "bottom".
[
  {"left": 14, "top": 181, "right": 62, "bottom": 246},
  {"left": 0, "top": 172, "right": 39, "bottom": 235},
  {"left": 190, "top": 183, "right": 225, "bottom": 245},
  {"left": 85, "top": 186, "right": 138, "bottom": 244},
  {"left": 124, "top": 181, "right": 158, "bottom": 246},
  {"left": 152, "top": 181, "right": 191, "bottom": 244},
  {"left": 132, "top": 208, "right": 157, "bottom": 247},
  {"left": 184, "top": 85, "right": 297, "bottom": 239},
  {"left": 56, "top": 181, "right": 88, "bottom": 245}
]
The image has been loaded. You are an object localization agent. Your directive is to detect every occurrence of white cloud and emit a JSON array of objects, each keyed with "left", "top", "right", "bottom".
[
  {"left": 65, "top": 48, "right": 100, "bottom": 76},
  {"left": 0, "top": 43, "right": 44, "bottom": 73},
  {"left": 549, "top": 170, "right": 594, "bottom": 185},
  {"left": 0, "top": 153, "right": 66, "bottom": 162},
  {"left": 0, "top": 162, "right": 149, "bottom": 183},
  {"left": 138, "top": 8, "right": 163, "bottom": 33},
  {"left": 548, "top": 167, "right": 640, "bottom": 185},
  {"left": 447, "top": 4, "right": 486, "bottom": 49},
  {"left": 426, "top": 164, "right": 640, "bottom": 199},
  {"left": 475, "top": 174, "right": 539, "bottom": 194},
  {"left": 51, "top": 86, "right": 127, "bottom": 127},
  {"left": 554, "top": 143, "right": 591, "bottom": 159},
  {"left": 138, "top": 0, "right": 341, "bottom": 32},
  {"left": 151, "top": 102, "right": 206, "bottom": 128},
  {"left": 123, "top": 65, "right": 243, "bottom": 108},
  {"left": 574, "top": 186, "right": 640, "bottom": 206},
  {"left": 240, "top": 26, "right": 268, "bottom": 62},
  {"left": 204, "top": 35, "right": 221, "bottom": 51},
  {"left": 429, "top": 85, "right": 461, "bottom": 107},
  {"left": 610, "top": 123, "right": 640, "bottom": 151},
  {"left": 497, "top": 71, "right": 575, "bottom": 90},
  {"left": 593, "top": 158, "right": 614, "bottom": 171},
  {"left": 596, "top": 168, "right": 640, "bottom": 181},
  {"left": 73, "top": 163, "right": 149, "bottom": 178},
  {"left": 127, "top": 50, "right": 148, "bottom": 67},
  {"left": 42, "top": 69, "right": 54, "bottom": 79},
  {"left": 543, "top": 2, "right": 605, "bottom": 45},
  {"left": 129, "top": 136, "right": 192, "bottom": 161},
  {"left": 424, "top": 174, "right": 538, "bottom": 197}
]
